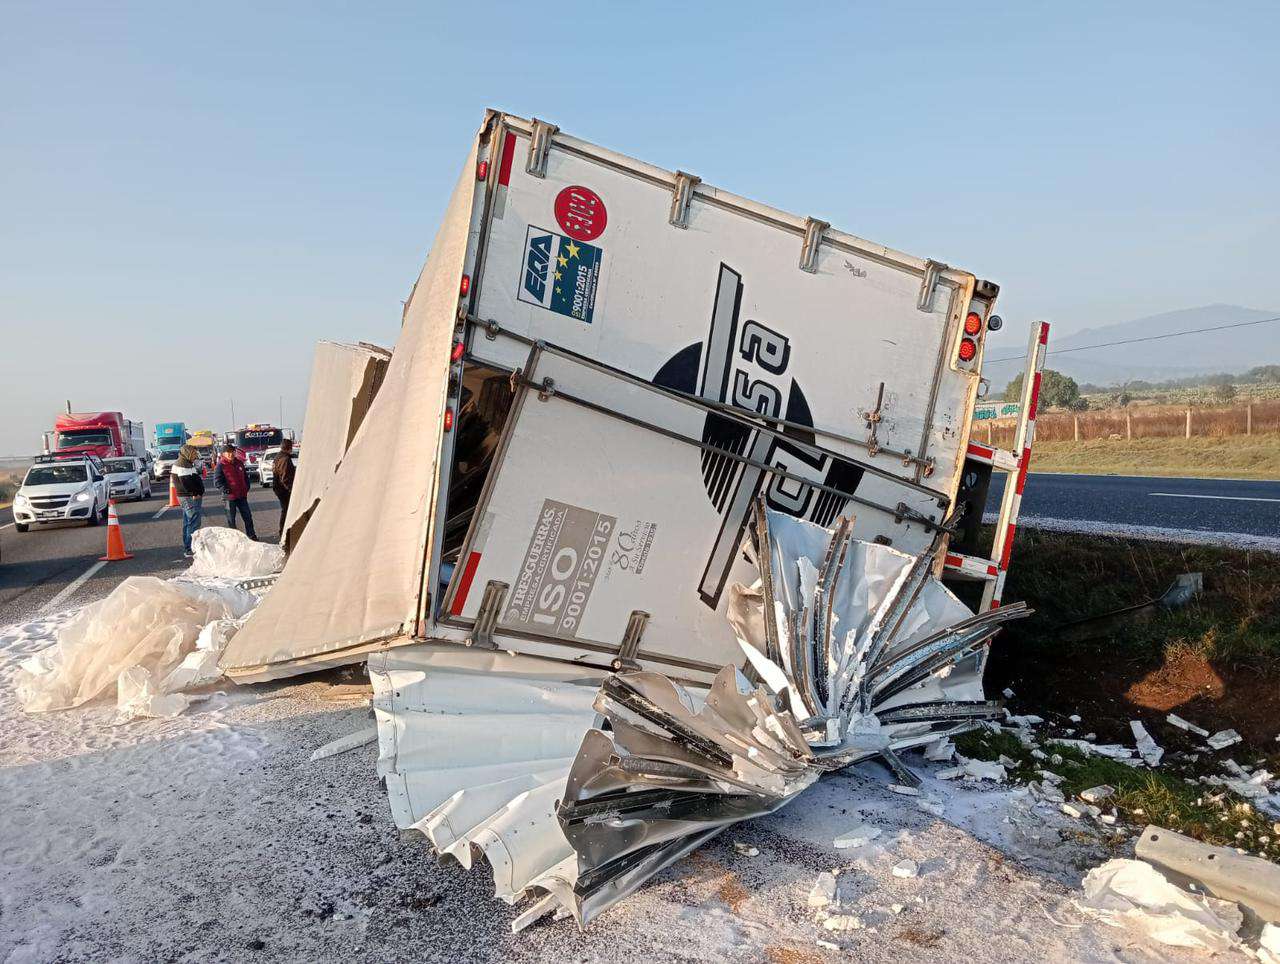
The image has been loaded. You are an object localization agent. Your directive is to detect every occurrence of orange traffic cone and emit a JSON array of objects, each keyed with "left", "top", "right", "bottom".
[
  {"left": 168, "top": 476, "right": 180, "bottom": 508},
  {"left": 99, "top": 500, "right": 134, "bottom": 561}
]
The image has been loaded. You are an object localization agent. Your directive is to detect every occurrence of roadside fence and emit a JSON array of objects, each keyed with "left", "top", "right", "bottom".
[{"left": 976, "top": 400, "right": 1280, "bottom": 448}]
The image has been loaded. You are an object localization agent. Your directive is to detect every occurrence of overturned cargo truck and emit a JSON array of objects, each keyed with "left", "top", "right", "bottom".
[{"left": 219, "top": 111, "right": 1048, "bottom": 927}]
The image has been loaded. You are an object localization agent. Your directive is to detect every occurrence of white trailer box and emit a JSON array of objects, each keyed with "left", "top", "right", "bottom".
[{"left": 221, "top": 111, "right": 1040, "bottom": 683}]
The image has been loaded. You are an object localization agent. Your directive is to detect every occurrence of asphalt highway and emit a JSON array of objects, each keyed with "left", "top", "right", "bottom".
[
  {"left": 987, "top": 472, "right": 1280, "bottom": 540},
  {"left": 0, "top": 484, "right": 284, "bottom": 625}
]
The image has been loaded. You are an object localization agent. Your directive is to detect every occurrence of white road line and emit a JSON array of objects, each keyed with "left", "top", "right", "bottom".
[
  {"left": 39, "top": 559, "right": 108, "bottom": 614},
  {"left": 153, "top": 504, "right": 171, "bottom": 519},
  {"left": 1150, "top": 492, "right": 1280, "bottom": 504}
]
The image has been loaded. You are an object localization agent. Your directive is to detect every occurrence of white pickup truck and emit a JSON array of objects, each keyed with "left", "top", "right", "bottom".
[{"left": 221, "top": 110, "right": 1048, "bottom": 685}]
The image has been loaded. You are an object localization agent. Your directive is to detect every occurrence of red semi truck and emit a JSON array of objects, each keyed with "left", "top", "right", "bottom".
[{"left": 44, "top": 411, "right": 147, "bottom": 461}]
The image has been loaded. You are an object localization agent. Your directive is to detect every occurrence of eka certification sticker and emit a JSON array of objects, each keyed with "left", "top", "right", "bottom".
[{"left": 517, "top": 225, "right": 603, "bottom": 324}]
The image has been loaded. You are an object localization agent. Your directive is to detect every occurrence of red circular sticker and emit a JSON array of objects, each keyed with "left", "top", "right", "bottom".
[{"left": 554, "top": 185, "right": 608, "bottom": 242}]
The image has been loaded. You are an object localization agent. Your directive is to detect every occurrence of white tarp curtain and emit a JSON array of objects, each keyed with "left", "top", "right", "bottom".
[
  {"left": 282, "top": 340, "right": 391, "bottom": 553},
  {"left": 219, "top": 145, "right": 479, "bottom": 681}
]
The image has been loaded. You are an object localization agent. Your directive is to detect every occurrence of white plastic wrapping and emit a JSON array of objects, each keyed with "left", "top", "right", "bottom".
[
  {"left": 186, "top": 527, "right": 285, "bottom": 581},
  {"left": 1076, "top": 858, "right": 1243, "bottom": 951},
  {"left": 16, "top": 577, "right": 256, "bottom": 713}
]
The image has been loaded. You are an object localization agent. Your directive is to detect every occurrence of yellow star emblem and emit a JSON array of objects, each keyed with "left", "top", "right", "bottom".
[
  {"left": 554, "top": 271, "right": 562, "bottom": 280},
  {"left": 557, "top": 255, "right": 568, "bottom": 268},
  {"left": 565, "top": 240, "right": 581, "bottom": 260}
]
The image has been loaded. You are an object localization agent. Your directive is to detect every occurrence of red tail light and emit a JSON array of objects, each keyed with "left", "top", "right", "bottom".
[
  {"left": 964, "top": 311, "right": 982, "bottom": 336},
  {"left": 459, "top": 274, "right": 471, "bottom": 296},
  {"left": 451, "top": 341, "right": 465, "bottom": 362},
  {"left": 477, "top": 160, "right": 489, "bottom": 181},
  {"left": 443, "top": 409, "right": 454, "bottom": 432},
  {"left": 958, "top": 338, "right": 977, "bottom": 362}
]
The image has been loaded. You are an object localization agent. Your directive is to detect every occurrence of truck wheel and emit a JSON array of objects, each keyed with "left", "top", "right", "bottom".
[{"left": 15, "top": 523, "right": 29, "bottom": 533}]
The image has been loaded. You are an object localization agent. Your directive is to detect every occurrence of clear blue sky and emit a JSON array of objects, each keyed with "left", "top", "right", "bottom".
[{"left": 3, "top": 1, "right": 1276, "bottom": 454}]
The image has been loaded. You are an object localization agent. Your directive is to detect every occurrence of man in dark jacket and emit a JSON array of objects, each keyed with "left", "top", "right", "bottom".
[
  {"left": 213, "top": 443, "right": 258, "bottom": 541},
  {"left": 172, "top": 444, "right": 205, "bottom": 558},
  {"left": 271, "top": 439, "right": 296, "bottom": 536}
]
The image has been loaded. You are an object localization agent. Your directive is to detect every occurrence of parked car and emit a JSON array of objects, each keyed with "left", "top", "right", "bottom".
[
  {"left": 11, "top": 455, "right": 109, "bottom": 531},
  {"left": 101, "top": 457, "right": 153, "bottom": 502},
  {"left": 258, "top": 446, "right": 298, "bottom": 488}
]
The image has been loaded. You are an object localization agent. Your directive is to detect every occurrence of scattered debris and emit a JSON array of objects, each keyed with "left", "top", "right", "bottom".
[
  {"left": 892, "top": 859, "right": 919, "bottom": 879},
  {"left": 309, "top": 726, "right": 379, "bottom": 762},
  {"left": 808, "top": 872, "right": 838, "bottom": 908},
  {"left": 1166, "top": 713, "right": 1210, "bottom": 737},
  {"left": 733, "top": 842, "right": 760, "bottom": 857},
  {"left": 1002, "top": 687, "right": 1015, "bottom": 699},
  {"left": 1207, "top": 729, "right": 1243, "bottom": 751},
  {"left": 821, "top": 913, "right": 864, "bottom": 931},
  {"left": 1130, "top": 720, "right": 1164, "bottom": 767},
  {"left": 923, "top": 738, "right": 955, "bottom": 763},
  {"left": 833, "top": 826, "right": 881, "bottom": 850},
  {"left": 1068, "top": 714, "right": 1081, "bottom": 723},
  {"left": 1050, "top": 739, "right": 1133, "bottom": 760},
  {"left": 889, "top": 784, "right": 921, "bottom": 797},
  {"left": 1080, "top": 785, "right": 1115, "bottom": 804}
]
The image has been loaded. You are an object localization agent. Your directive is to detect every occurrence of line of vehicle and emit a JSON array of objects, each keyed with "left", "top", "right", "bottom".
[
  {"left": 1149, "top": 492, "right": 1280, "bottom": 504},
  {"left": 38, "top": 560, "right": 107, "bottom": 614}
]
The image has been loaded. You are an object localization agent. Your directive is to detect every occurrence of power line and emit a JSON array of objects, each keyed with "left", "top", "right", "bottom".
[{"left": 986, "top": 314, "right": 1280, "bottom": 364}]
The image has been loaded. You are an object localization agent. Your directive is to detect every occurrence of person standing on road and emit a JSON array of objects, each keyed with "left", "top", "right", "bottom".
[
  {"left": 171, "top": 445, "right": 205, "bottom": 558},
  {"left": 213, "top": 443, "right": 258, "bottom": 541},
  {"left": 270, "top": 438, "right": 296, "bottom": 538}
]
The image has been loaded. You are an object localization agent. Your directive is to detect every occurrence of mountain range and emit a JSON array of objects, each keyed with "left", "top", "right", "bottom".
[{"left": 982, "top": 304, "right": 1279, "bottom": 388}]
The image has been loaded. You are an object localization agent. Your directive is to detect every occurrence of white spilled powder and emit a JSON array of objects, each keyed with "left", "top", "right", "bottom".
[{"left": 985, "top": 513, "right": 1280, "bottom": 554}]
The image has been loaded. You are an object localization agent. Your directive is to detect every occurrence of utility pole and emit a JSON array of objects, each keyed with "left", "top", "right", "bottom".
[
  {"left": 279, "top": 395, "right": 283, "bottom": 428},
  {"left": 230, "top": 400, "right": 236, "bottom": 434}
]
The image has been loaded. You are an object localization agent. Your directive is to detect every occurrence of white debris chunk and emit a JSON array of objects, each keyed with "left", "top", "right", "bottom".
[
  {"left": 1100, "top": 814, "right": 1117, "bottom": 825},
  {"left": 892, "top": 859, "right": 919, "bottom": 879},
  {"left": 1031, "top": 748, "right": 1047, "bottom": 760},
  {"left": 1083, "top": 732, "right": 1097, "bottom": 741},
  {"left": 1259, "top": 923, "right": 1280, "bottom": 963},
  {"left": 1062, "top": 803, "right": 1085, "bottom": 819},
  {"left": 888, "top": 784, "right": 921, "bottom": 797},
  {"left": 923, "top": 738, "right": 955, "bottom": 762},
  {"left": 733, "top": 841, "right": 760, "bottom": 857},
  {"left": 1031, "top": 781, "right": 1065, "bottom": 804},
  {"left": 1006, "top": 713, "right": 1044, "bottom": 727},
  {"left": 998, "top": 754, "right": 1018, "bottom": 768},
  {"left": 962, "top": 759, "right": 1007, "bottom": 783},
  {"left": 1207, "top": 729, "right": 1242, "bottom": 751},
  {"left": 1038, "top": 769, "right": 1065, "bottom": 786},
  {"left": 816, "top": 938, "right": 841, "bottom": 950},
  {"left": 1167, "top": 713, "right": 1210, "bottom": 737},
  {"left": 1077, "top": 858, "right": 1243, "bottom": 951},
  {"left": 1069, "top": 714, "right": 1081, "bottom": 723},
  {"left": 1131, "top": 720, "right": 1164, "bottom": 767},
  {"left": 890, "top": 903, "right": 905, "bottom": 914},
  {"left": 1052, "top": 739, "right": 1134, "bottom": 760},
  {"left": 833, "top": 825, "right": 881, "bottom": 850},
  {"left": 916, "top": 796, "right": 945, "bottom": 817},
  {"left": 310, "top": 725, "right": 379, "bottom": 761},
  {"left": 1080, "top": 785, "right": 1115, "bottom": 804},
  {"left": 1002, "top": 688, "right": 1015, "bottom": 699},
  {"left": 808, "top": 872, "right": 838, "bottom": 907},
  {"left": 936, "top": 766, "right": 964, "bottom": 781}
]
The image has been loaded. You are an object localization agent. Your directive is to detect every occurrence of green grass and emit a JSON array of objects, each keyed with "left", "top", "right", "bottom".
[
  {"left": 955, "top": 728, "right": 1280, "bottom": 859},
  {"left": 1027, "top": 435, "right": 1280, "bottom": 480},
  {"left": 1003, "top": 527, "right": 1280, "bottom": 668}
]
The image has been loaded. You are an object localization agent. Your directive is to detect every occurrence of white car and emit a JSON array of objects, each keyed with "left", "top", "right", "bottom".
[
  {"left": 258, "top": 447, "right": 298, "bottom": 488},
  {"left": 102, "top": 457, "right": 153, "bottom": 502},
  {"left": 11, "top": 457, "right": 110, "bottom": 532}
]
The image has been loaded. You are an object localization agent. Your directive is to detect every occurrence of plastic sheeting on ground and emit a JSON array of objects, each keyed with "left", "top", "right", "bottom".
[
  {"left": 185, "top": 527, "right": 285, "bottom": 581},
  {"left": 1076, "top": 858, "right": 1243, "bottom": 951},
  {"left": 16, "top": 577, "right": 256, "bottom": 714}
]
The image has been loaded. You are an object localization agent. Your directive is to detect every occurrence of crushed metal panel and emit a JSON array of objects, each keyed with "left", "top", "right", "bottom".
[
  {"left": 283, "top": 340, "right": 391, "bottom": 553},
  {"left": 217, "top": 145, "right": 480, "bottom": 682}
]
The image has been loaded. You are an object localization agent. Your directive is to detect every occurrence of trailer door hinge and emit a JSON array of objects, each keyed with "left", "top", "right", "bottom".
[
  {"left": 525, "top": 119, "right": 559, "bottom": 178},
  {"left": 536, "top": 377, "right": 556, "bottom": 402},
  {"left": 668, "top": 171, "right": 701, "bottom": 229},
  {"left": 917, "top": 259, "right": 948, "bottom": 312},
  {"left": 612, "top": 610, "right": 650, "bottom": 671},
  {"left": 466, "top": 580, "right": 508, "bottom": 650},
  {"left": 799, "top": 217, "right": 829, "bottom": 273}
]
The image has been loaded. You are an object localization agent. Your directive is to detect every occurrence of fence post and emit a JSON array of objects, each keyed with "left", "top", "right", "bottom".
[
  {"left": 1073, "top": 414, "right": 1080, "bottom": 441},
  {"left": 1185, "top": 408, "right": 1192, "bottom": 439},
  {"left": 987, "top": 421, "right": 993, "bottom": 444},
  {"left": 1126, "top": 411, "right": 1132, "bottom": 440},
  {"left": 1247, "top": 404, "right": 1253, "bottom": 436}
]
